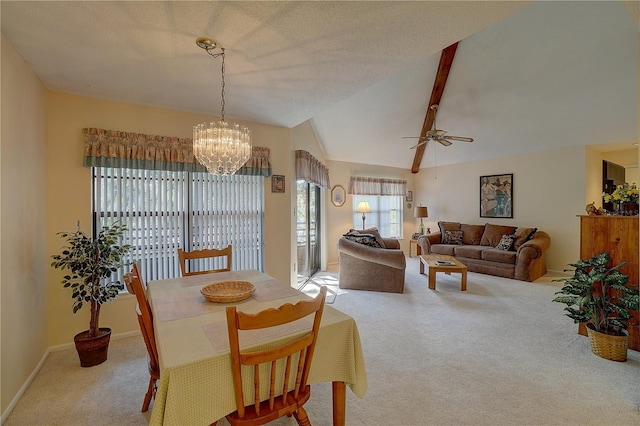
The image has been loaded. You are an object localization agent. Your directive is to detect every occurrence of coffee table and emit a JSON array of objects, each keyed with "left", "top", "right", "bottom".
[{"left": 419, "top": 254, "right": 468, "bottom": 291}]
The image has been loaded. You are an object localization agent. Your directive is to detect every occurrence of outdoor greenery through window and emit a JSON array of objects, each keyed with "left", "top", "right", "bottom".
[
  {"left": 352, "top": 195, "right": 403, "bottom": 238},
  {"left": 92, "top": 167, "right": 264, "bottom": 282}
]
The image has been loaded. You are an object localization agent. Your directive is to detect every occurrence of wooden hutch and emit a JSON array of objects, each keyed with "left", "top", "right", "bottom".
[{"left": 578, "top": 215, "right": 639, "bottom": 351}]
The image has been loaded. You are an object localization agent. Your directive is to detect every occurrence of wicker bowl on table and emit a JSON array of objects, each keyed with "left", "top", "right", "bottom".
[{"left": 200, "top": 280, "right": 255, "bottom": 303}]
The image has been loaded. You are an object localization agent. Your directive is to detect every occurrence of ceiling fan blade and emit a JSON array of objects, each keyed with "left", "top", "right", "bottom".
[
  {"left": 410, "top": 140, "right": 428, "bottom": 149},
  {"left": 445, "top": 136, "right": 474, "bottom": 142},
  {"left": 402, "top": 136, "right": 428, "bottom": 140},
  {"left": 438, "top": 139, "right": 453, "bottom": 147},
  {"left": 433, "top": 129, "right": 447, "bottom": 136}
]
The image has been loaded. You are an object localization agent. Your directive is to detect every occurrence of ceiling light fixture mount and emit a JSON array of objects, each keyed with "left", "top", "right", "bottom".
[{"left": 193, "top": 37, "right": 251, "bottom": 175}]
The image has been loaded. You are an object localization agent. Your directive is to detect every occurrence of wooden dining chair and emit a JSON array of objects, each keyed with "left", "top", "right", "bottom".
[
  {"left": 177, "top": 245, "right": 232, "bottom": 276},
  {"left": 123, "top": 263, "right": 160, "bottom": 413},
  {"left": 225, "top": 286, "right": 328, "bottom": 426}
]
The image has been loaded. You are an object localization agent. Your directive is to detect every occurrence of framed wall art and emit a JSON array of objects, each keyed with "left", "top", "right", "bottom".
[
  {"left": 271, "top": 175, "right": 285, "bottom": 193},
  {"left": 331, "top": 185, "right": 346, "bottom": 207},
  {"left": 480, "top": 174, "right": 513, "bottom": 218},
  {"left": 406, "top": 190, "right": 413, "bottom": 202}
]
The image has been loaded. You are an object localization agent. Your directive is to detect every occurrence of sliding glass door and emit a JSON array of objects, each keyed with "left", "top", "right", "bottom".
[{"left": 296, "top": 180, "right": 320, "bottom": 285}]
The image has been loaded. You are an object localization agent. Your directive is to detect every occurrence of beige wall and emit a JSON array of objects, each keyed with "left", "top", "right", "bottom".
[
  {"left": 1, "top": 35, "right": 48, "bottom": 416},
  {"left": 414, "top": 146, "right": 587, "bottom": 272},
  {"left": 45, "top": 92, "right": 293, "bottom": 346},
  {"left": 326, "top": 161, "right": 416, "bottom": 266}
]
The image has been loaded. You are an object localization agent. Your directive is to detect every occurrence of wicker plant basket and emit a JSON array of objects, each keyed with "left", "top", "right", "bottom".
[{"left": 586, "top": 324, "right": 628, "bottom": 362}]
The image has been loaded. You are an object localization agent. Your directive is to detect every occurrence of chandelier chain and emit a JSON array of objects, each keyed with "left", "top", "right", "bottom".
[{"left": 220, "top": 51, "right": 225, "bottom": 121}]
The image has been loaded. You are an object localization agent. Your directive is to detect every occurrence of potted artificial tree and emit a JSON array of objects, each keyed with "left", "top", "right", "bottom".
[
  {"left": 51, "top": 222, "right": 131, "bottom": 367},
  {"left": 553, "top": 252, "right": 639, "bottom": 361}
]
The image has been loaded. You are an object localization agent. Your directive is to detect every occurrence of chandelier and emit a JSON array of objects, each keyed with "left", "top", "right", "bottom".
[{"left": 193, "top": 37, "right": 251, "bottom": 175}]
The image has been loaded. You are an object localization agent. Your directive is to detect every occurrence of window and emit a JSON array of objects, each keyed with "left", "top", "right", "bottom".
[
  {"left": 352, "top": 195, "right": 403, "bottom": 238},
  {"left": 92, "top": 167, "right": 264, "bottom": 281}
]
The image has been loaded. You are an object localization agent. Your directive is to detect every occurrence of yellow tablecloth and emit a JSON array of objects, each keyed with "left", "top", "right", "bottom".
[{"left": 148, "top": 270, "right": 367, "bottom": 426}]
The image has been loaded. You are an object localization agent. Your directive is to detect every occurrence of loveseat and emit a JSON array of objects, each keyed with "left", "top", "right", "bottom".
[
  {"left": 417, "top": 222, "right": 551, "bottom": 282},
  {"left": 338, "top": 228, "right": 406, "bottom": 293}
]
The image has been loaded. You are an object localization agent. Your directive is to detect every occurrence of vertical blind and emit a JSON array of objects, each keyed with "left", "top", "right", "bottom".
[{"left": 93, "top": 167, "right": 263, "bottom": 281}]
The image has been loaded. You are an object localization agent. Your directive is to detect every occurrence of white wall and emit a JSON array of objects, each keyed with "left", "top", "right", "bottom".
[
  {"left": 1, "top": 35, "right": 48, "bottom": 417},
  {"left": 414, "top": 146, "right": 587, "bottom": 272}
]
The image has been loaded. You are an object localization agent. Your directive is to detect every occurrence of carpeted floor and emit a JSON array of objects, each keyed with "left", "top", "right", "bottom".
[{"left": 5, "top": 256, "right": 640, "bottom": 425}]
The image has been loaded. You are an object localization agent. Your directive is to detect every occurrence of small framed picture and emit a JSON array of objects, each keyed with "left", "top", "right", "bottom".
[
  {"left": 406, "top": 190, "right": 413, "bottom": 202},
  {"left": 272, "top": 175, "right": 285, "bottom": 193},
  {"left": 331, "top": 185, "right": 346, "bottom": 207}
]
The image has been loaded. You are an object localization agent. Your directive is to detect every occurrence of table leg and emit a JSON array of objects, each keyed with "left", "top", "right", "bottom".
[
  {"left": 332, "top": 381, "right": 346, "bottom": 426},
  {"left": 461, "top": 270, "right": 467, "bottom": 291},
  {"left": 420, "top": 257, "right": 425, "bottom": 274},
  {"left": 428, "top": 267, "right": 436, "bottom": 290}
]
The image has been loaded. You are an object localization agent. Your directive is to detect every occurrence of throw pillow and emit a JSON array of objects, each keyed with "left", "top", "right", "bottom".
[
  {"left": 438, "top": 221, "right": 461, "bottom": 242},
  {"left": 442, "top": 229, "right": 464, "bottom": 245},
  {"left": 513, "top": 227, "right": 537, "bottom": 250},
  {"left": 461, "top": 224, "right": 485, "bottom": 245},
  {"left": 479, "top": 223, "right": 517, "bottom": 246},
  {"left": 495, "top": 234, "right": 515, "bottom": 251},
  {"left": 344, "top": 233, "right": 383, "bottom": 248},
  {"left": 348, "top": 227, "right": 387, "bottom": 249}
]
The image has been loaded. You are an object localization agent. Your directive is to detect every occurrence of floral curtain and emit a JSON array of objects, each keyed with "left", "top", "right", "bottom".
[
  {"left": 294, "top": 150, "right": 330, "bottom": 188},
  {"left": 82, "top": 127, "right": 271, "bottom": 176},
  {"left": 348, "top": 176, "right": 407, "bottom": 196}
]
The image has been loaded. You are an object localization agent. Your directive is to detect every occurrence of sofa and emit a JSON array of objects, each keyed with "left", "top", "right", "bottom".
[
  {"left": 338, "top": 228, "right": 406, "bottom": 293},
  {"left": 417, "top": 222, "right": 551, "bottom": 282}
]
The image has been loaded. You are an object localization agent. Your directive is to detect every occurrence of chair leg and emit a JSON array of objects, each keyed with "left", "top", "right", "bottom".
[
  {"left": 142, "top": 377, "right": 155, "bottom": 412},
  {"left": 293, "top": 407, "right": 311, "bottom": 426}
]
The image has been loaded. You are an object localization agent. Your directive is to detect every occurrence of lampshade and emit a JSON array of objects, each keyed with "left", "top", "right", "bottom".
[
  {"left": 193, "top": 37, "right": 251, "bottom": 175},
  {"left": 356, "top": 201, "right": 372, "bottom": 213},
  {"left": 414, "top": 206, "right": 428, "bottom": 218}
]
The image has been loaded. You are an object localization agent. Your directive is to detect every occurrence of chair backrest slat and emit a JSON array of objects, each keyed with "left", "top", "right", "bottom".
[
  {"left": 226, "top": 286, "right": 327, "bottom": 421},
  {"left": 177, "top": 245, "right": 232, "bottom": 276},
  {"left": 124, "top": 263, "right": 158, "bottom": 369}
]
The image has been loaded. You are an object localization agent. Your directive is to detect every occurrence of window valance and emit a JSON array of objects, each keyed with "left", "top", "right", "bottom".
[
  {"left": 82, "top": 128, "right": 271, "bottom": 176},
  {"left": 295, "top": 150, "right": 330, "bottom": 189},
  {"left": 348, "top": 176, "right": 407, "bottom": 196}
]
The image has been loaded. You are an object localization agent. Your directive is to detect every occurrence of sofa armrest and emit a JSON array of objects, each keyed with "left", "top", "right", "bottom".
[
  {"left": 382, "top": 238, "right": 400, "bottom": 249},
  {"left": 338, "top": 237, "right": 405, "bottom": 270},
  {"left": 417, "top": 233, "right": 441, "bottom": 254},
  {"left": 517, "top": 231, "right": 551, "bottom": 259}
]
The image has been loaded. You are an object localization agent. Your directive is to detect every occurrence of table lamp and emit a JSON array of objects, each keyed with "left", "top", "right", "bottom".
[
  {"left": 414, "top": 205, "right": 429, "bottom": 234},
  {"left": 356, "top": 201, "right": 372, "bottom": 230}
]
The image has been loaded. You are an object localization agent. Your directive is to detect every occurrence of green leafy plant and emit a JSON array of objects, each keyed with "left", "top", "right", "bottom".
[
  {"left": 51, "top": 222, "right": 131, "bottom": 338},
  {"left": 553, "top": 252, "right": 639, "bottom": 335}
]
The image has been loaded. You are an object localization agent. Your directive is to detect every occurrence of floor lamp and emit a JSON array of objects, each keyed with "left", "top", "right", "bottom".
[
  {"left": 414, "top": 205, "right": 429, "bottom": 234},
  {"left": 356, "top": 201, "right": 372, "bottom": 230}
]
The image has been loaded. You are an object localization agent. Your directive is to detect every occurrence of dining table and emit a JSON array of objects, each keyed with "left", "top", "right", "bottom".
[{"left": 147, "top": 269, "right": 367, "bottom": 426}]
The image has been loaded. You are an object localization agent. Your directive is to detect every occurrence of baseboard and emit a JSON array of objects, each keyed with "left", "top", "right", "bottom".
[
  {"left": 1, "top": 329, "right": 142, "bottom": 424},
  {"left": 1, "top": 349, "right": 50, "bottom": 425}
]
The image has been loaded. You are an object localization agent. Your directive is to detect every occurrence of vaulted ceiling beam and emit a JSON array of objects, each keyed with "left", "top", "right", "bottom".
[{"left": 411, "top": 42, "right": 459, "bottom": 174}]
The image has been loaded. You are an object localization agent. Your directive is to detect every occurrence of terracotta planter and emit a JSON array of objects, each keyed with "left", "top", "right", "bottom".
[
  {"left": 585, "top": 324, "right": 628, "bottom": 362},
  {"left": 74, "top": 327, "right": 111, "bottom": 367}
]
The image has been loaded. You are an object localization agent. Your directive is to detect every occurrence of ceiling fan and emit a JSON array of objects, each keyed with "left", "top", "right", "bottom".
[{"left": 404, "top": 104, "right": 474, "bottom": 148}]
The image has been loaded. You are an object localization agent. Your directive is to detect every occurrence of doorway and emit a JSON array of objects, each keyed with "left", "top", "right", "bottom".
[{"left": 296, "top": 180, "right": 320, "bottom": 286}]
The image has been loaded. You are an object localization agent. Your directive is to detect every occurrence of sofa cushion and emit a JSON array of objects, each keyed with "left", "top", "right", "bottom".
[
  {"left": 461, "top": 224, "right": 485, "bottom": 245},
  {"left": 481, "top": 248, "right": 517, "bottom": 264},
  {"left": 496, "top": 234, "right": 515, "bottom": 251},
  {"left": 343, "top": 233, "right": 383, "bottom": 248},
  {"left": 442, "top": 230, "right": 464, "bottom": 245},
  {"left": 513, "top": 227, "right": 537, "bottom": 250},
  {"left": 454, "top": 245, "right": 485, "bottom": 260},
  {"left": 349, "top": 227, "right": 386, "bottom": 249},
  {"left": 438, "top": 221, "right": 461, "bottom": 242},
  {"left": 431, "top": 244, "right": 456, "bottom": 256},
  {"left": 480, "top": 223, "right": 517, "bottom": 246}
]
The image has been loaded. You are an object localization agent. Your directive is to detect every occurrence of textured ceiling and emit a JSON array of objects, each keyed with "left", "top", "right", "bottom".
[{"left": 1, "top": 1, "right": 637, "bottom": 170}]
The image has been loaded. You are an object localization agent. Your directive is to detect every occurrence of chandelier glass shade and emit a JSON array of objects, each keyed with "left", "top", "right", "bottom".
[
  {"left": 193, "top": 120, "right": 251, "bottom": 175},
  {"left": 193, "top": 37, "right": 251, "bottom": 175}
]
